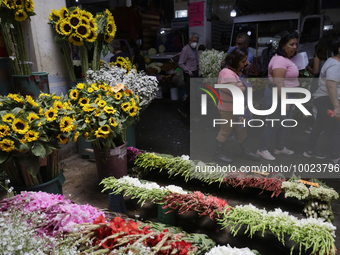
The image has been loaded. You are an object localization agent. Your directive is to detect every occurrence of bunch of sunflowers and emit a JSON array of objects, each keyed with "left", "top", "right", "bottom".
[
  {"left": 0, "top": 0, "right": 36, "bottom": 75},
  {"left": 0, "top": 93, "right": 78, "bottom": 186},
  {"left": 69, "top": 82, "right": 139, "bottom": 153},
  {"left": 109, "top": 56, "right": 135, "bottom": 74}
]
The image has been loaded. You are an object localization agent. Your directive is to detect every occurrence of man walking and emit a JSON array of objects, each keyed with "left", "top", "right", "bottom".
[{"left": 178, "top": 33, "right": 200, "bottom": 117}]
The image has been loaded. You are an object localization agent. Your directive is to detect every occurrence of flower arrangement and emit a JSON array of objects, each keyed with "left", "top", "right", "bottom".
[
  {"left": 206, "top": 245, "right": 258, "bottom": 255},
  {"left": 199, "top": 49, "right": 227, "bottom": 78},
  {"left": 110, "top": 56, "right": 135, "bottom": 74},
  {"left": 70, "top": 81, "right": 139, "bottom": 153},
  {"left": 0, "top": 0, "right": 35, "bottom": 75},
  {"left": 48, "top": 7, "right": 117, "bottom": 80},
  {"left": 86, "top": 62, "right": 159, "bottom": 109},
  {"left": 0, "top": 93, "right": 78, "bottom": 186}
]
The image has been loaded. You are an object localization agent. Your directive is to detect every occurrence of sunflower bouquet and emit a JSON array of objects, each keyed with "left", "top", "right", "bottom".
[
  {"left": 109, "top": 56, "right": 135, "bottom": 74},
  {"left": 0, "top": 0, "right": 35, "bottom": 75},
  {"left": 69, "top": 81, "right": 139, "bottom": 155},
  {"left": 0, "top": 92, "right": 78, "bottom": 187},
  {"left": 48, "top": 6, "right": 98, "bottom": 81}
]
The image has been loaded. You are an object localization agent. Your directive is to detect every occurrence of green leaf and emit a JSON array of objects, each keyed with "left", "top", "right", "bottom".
[
  {"left": 19, "top": 143, "right": 29, "bottom": 151},
  {"left": 99, "top": 119, "right": 107, "bottom": 126},
  {"left": 31, "top": 142, "right": 46, "bottom": 158},
  {"left": 11, "top": 107, "right": 23, "bottom": 116},
  {"left": 99, "top": 112, "right": 107, "bottom": 120},
  {"left": 0, "top": 152, "right": 9, "bottom": 164},
  {"left": 17, "top": 156, "right": 41, "bottom": 178}
]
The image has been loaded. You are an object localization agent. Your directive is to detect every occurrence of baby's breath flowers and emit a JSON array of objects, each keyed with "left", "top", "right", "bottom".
[{"left": 199, "top": 49, "right": 227, "bottom": 78}]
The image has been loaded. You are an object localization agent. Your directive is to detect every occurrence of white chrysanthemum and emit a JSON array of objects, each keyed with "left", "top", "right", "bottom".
[{"left": 199, "top": 49, "right": 227, "bottom": 78}]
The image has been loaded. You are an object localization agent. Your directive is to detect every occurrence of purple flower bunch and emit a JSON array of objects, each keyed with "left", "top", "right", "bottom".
[
  {"left": 127, "top": 146, "right": 141, "bottom": 162},
  {"left": 0, "top": 191, "right": 104, "bottom": 236}
]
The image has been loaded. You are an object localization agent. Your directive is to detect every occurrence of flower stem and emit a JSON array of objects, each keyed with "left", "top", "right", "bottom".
[
  {"left": 92, "top": 41, "right": 102, "bottom": 72},
  {"left": 14, "top": 20, "right": 32, "bottom": 75},
  {"left": 61, "top": 41, "right": 77, "bottom": 81},
  {"left": 80, "top": 46, "right": 88, "bottom": 81}
]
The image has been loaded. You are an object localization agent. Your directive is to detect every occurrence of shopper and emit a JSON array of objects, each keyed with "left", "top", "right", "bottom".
[
  {"left": 109, "top": 40, "right": 130, "bottom": 63},
  {"left": 303, "top": 39, "right": 340, "bottom": 164},
  {"left": 177, "top": 33, "right": 200, "bottom": 118},
  {"left": 257, "top": 31, "right": 299, "bottom": 161},
  {"left": 214, "top": 47, "right": 259, "bottom": 164},
  {"left": 227, "top": 33, "right": 253, "bottom": 77}
]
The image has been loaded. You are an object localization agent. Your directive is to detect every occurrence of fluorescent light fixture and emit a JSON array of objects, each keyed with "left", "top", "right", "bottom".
[
  {"left": 230, "top": 9, "right": 236, "bottom": 17},
  {"left": 175, "top": 10, "right": 188, "bottom": 18},
  {"left": 323, "top": 25, "right": 333, "bottom": 30}
]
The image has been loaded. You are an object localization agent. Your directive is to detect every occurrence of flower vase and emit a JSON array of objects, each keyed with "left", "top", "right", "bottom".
[{"left": 12, "top": 72, "right": 50, "bottom": 99}]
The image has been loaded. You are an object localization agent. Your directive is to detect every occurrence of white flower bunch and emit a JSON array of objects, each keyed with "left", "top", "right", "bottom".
[
  {"left": 205, "top": 244, "right": 256, "bottom": 255},
  {"left": 86, "top": 63, "right": 158, "bottom": 108},
  {"left": 309, "top": 186, "right": 339, "bottom": 202},
  {"left": 281, "top": 181, "right": 309, "bottom": 200},
  {"left": 146, "top": 62, "right": 163, "bottom": 73},
  {"left": 199, "top": 49, "right": 227, "bottom": 78}
]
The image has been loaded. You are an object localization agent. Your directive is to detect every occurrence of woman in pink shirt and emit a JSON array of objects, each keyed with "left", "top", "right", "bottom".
[
  {"left": 257, "top": 31, "right": 299, "bottom": 160},
  {"left": 214, "top": 47, "right": 259, "bottom": 163}
]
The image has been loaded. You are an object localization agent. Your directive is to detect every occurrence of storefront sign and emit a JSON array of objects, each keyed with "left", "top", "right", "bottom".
[{"left": 189, "top": 1, "right": 204, "bottom": 27}]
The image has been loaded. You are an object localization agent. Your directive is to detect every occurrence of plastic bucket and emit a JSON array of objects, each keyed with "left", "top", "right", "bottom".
[
  {"left": 13, "top": 169, "right": 65, "bottom": 195},
  {"left": 170, "top": 87, "right": 179, "bottom": 100},
  {"left": 0, "top": 58, "right": 15, "bottom": 95},
  {"left": 108, "top": 190, "right": 127, "bottom": 214},
  {"left": 12, "top": 72, "right": 49, "bottom": 99},
  {"left": 157, "top": 204, "right": 176, "bottom": 225},
  {"left": 93, "top": 142, "right": 128, "bottom": 183}
]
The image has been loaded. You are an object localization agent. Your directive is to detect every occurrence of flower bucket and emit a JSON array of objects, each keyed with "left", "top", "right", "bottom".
[
  {"left": 157, "top": 204, "right": 176, "bottom": 225},
  {"left": 93, "top": 142, "right": 128, "bottom": 183},
  {"left": 12, "top": 72, "right": 49, "bottom": 99},
  {"left": 77, "top": 136, "right": 95, "bottom": 159},
  {"left": 170, "top": 87, "right": 179, "bottom": 101},
  {"left": 13, "top": 168, "right": 65, "bottom": 195},
  {"left": 0, "top": 57, "right": 15, "bottom": 95},
  {"left": 108, "top": 190, "right": 127, "bottom": 214}
]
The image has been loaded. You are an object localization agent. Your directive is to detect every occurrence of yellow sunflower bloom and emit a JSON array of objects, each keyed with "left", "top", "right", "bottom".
[
  {"left": 106, "top": 91, "right": 113, "bottom": 97},
  {"left": 98, "top": 84, "right": 108, "bottom": 91},
  {"left": 95, "top": 130, "right": 108, "bottom": 139},
  {"left": 60, "top": 116, "right": 74, "bottom": 133},
  {"left": 91, "top": 83, "right": 99, "bottom": 91},
  {"left": 105, "top": 9, "right": 113, "bottom": 19},
  {"left": 99, "top": 125, "right": 110, "bottom": 134},
  {"left": 129, "top": 105, "right": 139, "bottom": 117},
  {"left": 25, "top": 130, "right": 39, "bottom": 142},
  {"left": 136, "top": 95, "right": 140, "bottom": 103},
  {"left": 121, "top": 102, "right": 131, "bottom": 112},
  {"left": 103, "top": 106, "right": 116, "bottom": 114},
  {"left": 97, "top": 100, "right": 106, "bottom": 108},
  {"left": 85, "top": 116, "right": 91, "bottom": 124},
  {"left": 69, "top": 14, "right": 81, "bottom": 28},
  {"left": 109, "top": 117, "right": 117, "bottom": 127},
  {"left": 2, "top": 113, "right": 15, "bottom": 123},
  {"left": 0, "top": 139, "right": 15, "bottom": 152},
  {"left": 60, "top": 7, "right": 69, "bottom": 19},
  {"left": 69, "top": 89, "right": 79, "bottom": 100},
  {"left": 57, "top": 134, "right": 68, "bottom": 144},
  {"left": 52, "top": 95, "right": 61, "bottom": 100},
  {"left": 69, "top": 34, "right": 84, "bottom": 46},
  {"left": 87, "top": 87, "right": 94, "bottom": 93},
  {"left": 60, "top": 20, "right": 73, "bottom": 36},
  {"left": 84, "top": 132, "right": 89, "bottom": 139},
  {"left": 71, "top": 7, "right": 80, "bottom": 16},
  {"left": 25, "top": 0, "right": 34, "bottom": 12},
  {"left": 78, "top": 97, "right": 90, "bottom": 106},
  {"left": 3, "top": 0, "right": 15, "bottom": 9},
  {"left": 81, "top": 10, "right": 93, "bottom": 20},
  {"left": 49, "top": 9, "right": 60, "bottom": 21},
  {"left": 45, "top": 108, "right": 58, "bottom": 122},
  {"left": 73, "top": 131, "right": 80, "bottom": 142},
  {"left": 39, "top": 107, "right": 44, "bottom": 115},
  {"left": 27, "top": 112, "right": 39, "bottom": 122},
  {"left": 124, "top": 90, "right": 131, "bottom": 97},
  {"left": 89, "top": 19, "right": 98, "bottom": 31},
  {"left": 83, "top": 104, "right": 96, "bottom": 112},
  {"left": 76, "top": 24, "right": 91, "bottom": 38},
  {"left": 76, "top": 83, "right": 85, "bottom": 90},
  {"left": 0, "top": 125, "right": 10, "bottom": 137},
  {"left": 56, "top": 19, "right": 63, "bottom": 35},
  {"left": 7, "top": 93, "right": 24, "bottom": 103},
  {"left": 39, "top": 93, "right": 51, "bottom": 98},
  {"left": 53, "top": 100, "right": 64, "bottom": 109},
  {"left": 114, "top": 92, "right": 123, "bottom": 101},
  {"left": 94, "top": 109, "right": 101, "bottom": 117},
  {"left": 104, "top": 33, "right": 114, "bottom": 44},
  {"left": 12, "top": 118, "right": 29, "bottom": 134},
  {"left": 86, "top": 29, "right": 97, "bottom": 43},
  {"left": 15, "top": 0, "right": 24, "bottom": 8},
  {"left": 26, "top": 95, "right": 39, "bottom": 107},
  {"left": 106, "top": 20, "right": 117, "bottom": 37}
]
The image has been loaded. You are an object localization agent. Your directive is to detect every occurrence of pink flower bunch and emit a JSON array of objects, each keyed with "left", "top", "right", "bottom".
[
  {"left": 0, "top": 191, "right": 104, "bottom": 236},
  {"left": 127, "top": 146, "right": 141, "bottom": 162}
]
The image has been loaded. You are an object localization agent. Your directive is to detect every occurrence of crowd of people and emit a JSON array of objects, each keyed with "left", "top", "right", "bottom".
[{"left": 178, "top": 31, "right": 340, "bottom": 165}]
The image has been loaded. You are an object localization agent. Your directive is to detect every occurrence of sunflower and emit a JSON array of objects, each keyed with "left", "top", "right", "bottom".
[
  {"left": 81, "top": 17, "right": 90, "bottom": 26},
  {"left": 25, "top": 0, "right": 34, "bottom": 12},
  {"left": 49, "top": 9, "right": 60, "bottom": 21},
  {"left": 87, "top": 87, "right": 94, "bottom": 93},
  {"left": 106, "top": 20, "right": 117, "bottom": 37},
  {"left": 45, "top": 108, "right": 58, "bottom": 122},
  {"left": 26, "top": 95, "right": 39, "bottom": 107},
  {"left": 91, "top": 83, "right": 99, "bottom": 91},
  {"left": 109, "top": 117, "right": 117, "bottom": 127},
  {"left": 83, "top": 104, "right": 96, "bottom": 112},
  {"left": 15, "top": 0, "right": 23, "bottom": 8},
  {"left": 63, "top": 102, "right": 72, "bottom": 110},
  {"left": 94, "top": 109, "right": 101, "bottom": 117},
  {"left": 69, "top": 14, "right": 81, "bottom": 28},
  {"left": 104, "top": 33, "right": 114, "bottom": 44},
  {"left": 95, "top": 129, "right": 108, "bottom": 139},
  {"left": 39, "top": 108, "right": 44, "bottom": 115},
  {"left": 124, "top": 90, "right": 131, "bottom": 97},
  {"left": 84, "top": 132, "right": 89, "bottom": 139},
  {"left": 98, "top": 84, "right": 108, "bottom": 91},
  {"left": 7, "top": 93, "right": 24, "bottom": 103},
  {"left": 2, "top": 113, "right": 15, "bottom": 123},
  {"left": 60, "top": 116, "right": 74, "bottom": 133},
  {"left": 69, "top": 89, "right": 79, "bottom": 100},
  {"left": 97, "top": 100, "right": 107, "bottom": 108},
  {"left": 56, "top": 20, "right": 63, "bottom": 35},
  {"left": 94, "top": 95, "right": 101, "bottom": 104},
  {"left": 53, "top": 100, "right": 64, "bottom": 109},
  {"left": 3, "top": 0, "right": 15, "bottom": 9},
  {"left": 136, "top": 95, "right": 140, "bottom": 103},
  {"left": 78, "top": 97, "right": 90, "bottom": 107},
  {"left": 52, "top": 95, "right": 61, "bottom": 100},
  {"left": 0, "top": 125, "right": 10, "bottom": 138},
  {"left": 129, "top": 106, "right": 139, "bottom": 117},
  {"left": 85, "top": 116, "right": 91, "bottom": 124},
  {"left": 0, "top": 139, "right": 15, "bottom": 152},
  {"left": 71, "top": 7, "right": 80, "bottom": 16},
  {"left": 99, "top": 125, "right": 110, "bottom": 134},
  {"left": 106, "top": 91, "right": 113, "bottom": 97},
  {"left": 76, "top": 83, "right": 85, "bottom": 90},
  {"left": 76, "top": 24, "right": 91, "bottom": 38},
  {"left": 60, "top": 7, "right": 69, "bottom": 19},
  {"left": 130, "top": 98, "right": 136, "bottom": 106},
  {"left": 86, "top": 29, "right": 97, "bottom": 43},
  {"left": 68, "top": 34, "right": 84, "bottom": 46},
  {"left": 73, "top": 131, "right": 80, "bottom": 142},
  {"left": 24, "top": 130, "right": 39, "bottom": 143},
  {"left": 39, "top": 93, "right": 51, "bottom": 98},
  {"left": 60, "top": 20, "right": 73, "bottom": 36},
  {"left": 12, "top": 118, "right": 29, "bottom": 134},
  {"left": 81, "top": 10, "right": 93, "bottom": 20},
  {"left": 57, "top": 134, "right": 68, "bottom": 144},
  {"left": 105, "top": 9, "right": 113, "bottom": 20},
  {"left": 121, "top": 102, "right": 131, "bottom": 112},
  {"left": 88, "top": 18, "right": 98, "bottom": 31},
  {"left": 27, "top": 112, "right": 39, "bottom": 122},
  {"left": 103, "top": 106, "right": 116, "bottom": 114},
  {"left": 114, "top": 92, "right": 123, "bottom": 101}
]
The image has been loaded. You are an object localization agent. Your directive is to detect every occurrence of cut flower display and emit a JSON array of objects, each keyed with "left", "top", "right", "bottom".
[{"left": 199, "top": 49, "right": 227, "bottom": 78}]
